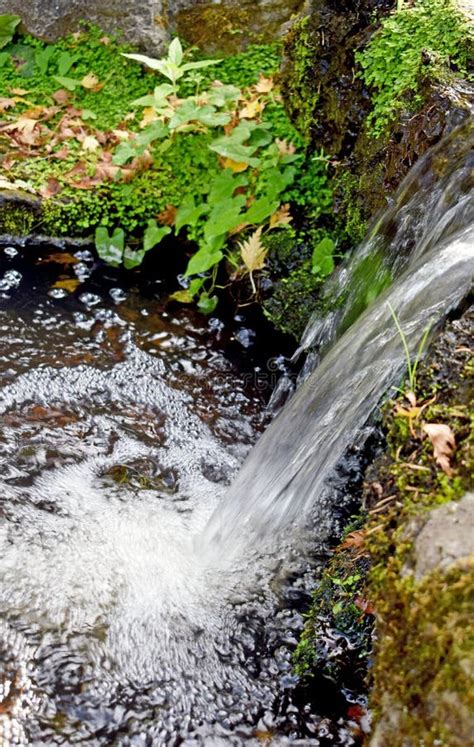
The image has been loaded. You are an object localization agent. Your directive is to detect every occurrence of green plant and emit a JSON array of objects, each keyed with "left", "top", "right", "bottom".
[
  {"left": 357, "top": 0, "right": 471, "bottom": 135},
  {"left": 388, "top": 301, "right": 432, "bottom": 394},
  {"left": 109, "top": 37, "right": 304, "bottom": 309},
  {"left": 0, "top": 14, "right": 20, "bottom": 49}
]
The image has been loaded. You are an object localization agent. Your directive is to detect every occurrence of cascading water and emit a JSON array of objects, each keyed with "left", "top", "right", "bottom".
[{"left": 0, "top": 119, "right": 472, "bottom": 745}]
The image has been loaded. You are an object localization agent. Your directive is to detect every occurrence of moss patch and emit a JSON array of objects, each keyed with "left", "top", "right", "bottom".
[{"left": 294, "top": 311, "right": 474, "bottom": 742}]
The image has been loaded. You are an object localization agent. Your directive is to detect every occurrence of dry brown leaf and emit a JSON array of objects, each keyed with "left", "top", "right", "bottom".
[
  {"left": 0, "top": 97, "right": 17, "bottom": 112},
  {"left": 10, "top": 87, "right": 29, "bottom": 96},
  {"left": 422, "top": 423, "right": 456, "bottom": 476},
  {"left": 39, "top": 177, "right": 62, "bottom": 199},
  {"left": 337, "top": 530, "right": 367, "bottom": 553},
  {"left": 157, "top": 205, "right": 177, "bottom": 226},
  {"left": 52, "top": 278, "right": 81, "bottom": 292},
  {"left": 275, "top": 138, "right": 296, "bottom": 156},
  {"left": 81, "top": 74, "right": 102, "bottom": 91},
  {"left": 269, "top": 203, "right": 292, "bottom": 230},
  {"left": 41, "top": 253, "right": 78, "bottom": 266},
  {"left": 254, "top": 75, "right": 274, "bottom": 94},
  {"left": 240, "top": 226, "right": 266, "bottom": 272},
  {"left": 52, "top": 89, "right": 71, "bottom": 105},
  {"left": 81, "top": 135, "right": 100, "bottom": 152}
]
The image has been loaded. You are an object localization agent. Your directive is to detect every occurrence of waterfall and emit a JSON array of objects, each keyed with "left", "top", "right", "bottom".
[{"left": 203, "top": 118, "right": 474, "bottom": 553}]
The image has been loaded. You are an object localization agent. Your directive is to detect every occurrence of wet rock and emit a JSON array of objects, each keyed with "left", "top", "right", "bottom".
[{"left": 407, "top": 492, "right": 474, "bottom": 581}]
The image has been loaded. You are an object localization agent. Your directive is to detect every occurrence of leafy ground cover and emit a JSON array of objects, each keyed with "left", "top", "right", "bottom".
[{"left": 0, "top": 19, "right": 336, "bottom": 318}]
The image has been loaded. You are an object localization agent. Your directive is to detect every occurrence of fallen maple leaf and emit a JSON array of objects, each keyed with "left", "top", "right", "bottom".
[
  {"left": 81, "top": 135, "right": 100, "bottom": 152},
  {"left": 422, "top": 423, "right": 456, "bottom": 476},
  {"left": 157, "top": 205, "right": 177, "bottom": 226},
  {"left": 269, "top": 204, "right": 292, "bottom": 230},
  {"left": 275, "top": 138, "right": 296, "bottom": 156},
  {"left": 239, "top": 99, "right": 265, "bottom": 120},
  {"left": 81, "top": 73, "right": 102, "bottom": 91},
  {"left": 337, "top": 529, "right": 367, "bottom": 554},
  {"left": 39, "top": 177, "right": 62, "bottom": 199},
  {"left": 255, "top": 75, "right": 274, "bottom": 94},
  {"left": 239, "top": 226, "right": 267, "bottom": 295},
  {"left": 52, "top": 89, "right": 71, "bottom": 105}
]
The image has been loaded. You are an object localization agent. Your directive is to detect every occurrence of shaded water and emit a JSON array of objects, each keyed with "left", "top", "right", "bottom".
[
  {"left": 0, "top": 120, "right": 473, "bottom": 745},
  {"left": 0, "top": 253, "right": 355, "bottom": 745}
]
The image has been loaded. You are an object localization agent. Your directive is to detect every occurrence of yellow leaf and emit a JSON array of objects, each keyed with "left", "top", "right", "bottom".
[
  {"left": 9, "top": 87, "right": 30, "bottom": 96},
  {"left": 239, "top": 226, "right": 267, "bottom": 292},
  {"left": 52, "top": 278, "right": 81, "bottom": 293},
  {"left": 81, "top": 73, "right": 101, "bottom": 90},
  {"left": 255, "top": 75, "right": 274, "bottom": 94},
  {"left": 239, "top": 99, "right": 265, "bottom": 120},
  {"left": 221, "top": 157, "right": 248, "bottom": 173},
  {"left": 140, "top": 107, "right": 159, "bottom": 128},
  {"left": 169, "top": 289, "right": 193, "bottom": 303},
  {"left": 269, "top": 204, "right": 292, "bottom": 230},
  {"left": 422, "top": 423, "right": 456, "bottom": 476},
  {"left": 81, "top": 135, "right": 100, "bottom": 152}
]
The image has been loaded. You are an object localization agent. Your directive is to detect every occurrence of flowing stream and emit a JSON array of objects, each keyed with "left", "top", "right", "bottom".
[{"left": 0, "top": 120, "right": 473, "bottom": 745}]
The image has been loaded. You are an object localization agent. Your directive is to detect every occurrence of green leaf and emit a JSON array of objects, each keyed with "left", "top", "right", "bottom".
[
  {"left": 188, "top": 277, "right": 205, "bottom": 297},
  {"left": 207, "top": 84, "right": 241, "bottom": 108},
  {"left": 168, "top": 37, "right": 183, "bottom": 67},
  {"left": 123, "top": 246, "right": 146, "bottom": 270},
  {"left": 9, "top": 43, "right": 35, "bottom": 77},
  {"left": 0, "top": 14, "right": 20, "bottom": 50},
  {"left": 181, "top": 59, "right": 221, "bottom": 73},
  {"left": 243, "top": 196, "right": 278, "bottom": 224},
  {"left": 143, "top": 220, "right": 171, "bottom": 252},
  {"left": 121, "top": 52, "right": 166, "bottom": 71},
  {"left": 175, "top": 196, "right": 209, "bottom": 232},
  {"left": 54, "top": 75, "right": 80, "bottom": 92},
  {"left": 57, "top": 51, "right": 79, "bottom": 76},
  {"left": 185, "top": 246, "right": 223, "bottom": 276},
  {"left": 95, "top": 227, "right": 125, "bottom": 267},
  {"left": 203, "top": 195, "right": 246, "bottom": 243},
  {"left": 208, "top": 170, "right": 248, "bottom": 205},
  {"left": 81, "top": 109, "right": 97, "bottom": 121},
  {"left": 209, "top": 137, "right": 260, "bottom": 166},
  {"left": 311, "top": 237, "right": 335, "bottom": 277},
  {"left": 169, "top": 100, "right": 230, "bottom": 129},
  {"left": 35, "top": 45, "right": 55, "bottom": 76},
  {"left": 197, "top": 292, "right": 218, "bottom": 314}
]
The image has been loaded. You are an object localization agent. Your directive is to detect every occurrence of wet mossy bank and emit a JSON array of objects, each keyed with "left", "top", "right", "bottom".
[
  {"left": 281, "top": 0, "right": 473, "bottom": 245},
  {"left": 294, "top": 309, "right": 474, "bottom": 744}
]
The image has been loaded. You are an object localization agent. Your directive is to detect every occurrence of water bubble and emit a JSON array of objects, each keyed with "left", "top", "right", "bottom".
[
  {"left": 0, "top": 269, "right": 22, "bottom": 291},
  {"left": 109, "top": 287, "right": 127, "bottom": 303},
  {"left": 4, "top": 246, "right": 18, "bottom": 257},
  {"left": 79, "top": 292, "right": 102, "bottom": 307},
  {"left": 48, "top": 288, "right": 69, "bottom": 299}
]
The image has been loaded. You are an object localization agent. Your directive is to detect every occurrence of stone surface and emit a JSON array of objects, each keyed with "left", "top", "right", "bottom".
[
  {"left": 412, "top": 492, "right": 474, "bottom": 580},
  {"left": 0, "top": 0, "right": 305, "bottom": 53}
]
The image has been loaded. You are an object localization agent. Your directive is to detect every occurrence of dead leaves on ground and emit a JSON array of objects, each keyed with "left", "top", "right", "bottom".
[
  {"left": 422, "top": 423, "right": 456, "bottom": 476},
  {"left": 393, "top": 392, "right": 458, "bottom": 477}
]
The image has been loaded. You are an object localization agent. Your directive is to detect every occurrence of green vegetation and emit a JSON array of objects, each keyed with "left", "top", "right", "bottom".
[
  {"left": 294, "top": 321, "right": 474, "bottom": 743},
  {"left": 357, "top": 0, "right": 472, "bottom": 135},
  {"left": 0, "top": 20, "right": 335, "bottom": 318}
]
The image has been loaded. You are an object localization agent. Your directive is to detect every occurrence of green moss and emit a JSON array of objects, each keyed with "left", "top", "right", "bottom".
[
  {"left": 294, "top": 323, "right": 474, "bottom": 739},
  {"left": 357, "top": 0, "right": 473, "bottom": 135},
  {"left": 280, "top": 16, "right": 318, "bottom": 139},
  {"left": 0, "top": 201, "right": 36, "bottom": 235}
]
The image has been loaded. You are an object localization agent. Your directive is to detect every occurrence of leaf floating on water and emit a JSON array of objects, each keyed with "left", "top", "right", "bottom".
[
  {"left": 422, "top": 423, "right": 455, "bottom": 476},
  {"left": 41, "top": 252, "right": 78, "bottom": 266},
  {"left": 52, "top": 278, "right": 81, "bottom": 293}
]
